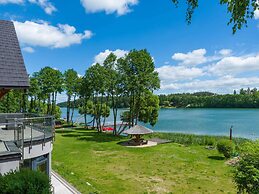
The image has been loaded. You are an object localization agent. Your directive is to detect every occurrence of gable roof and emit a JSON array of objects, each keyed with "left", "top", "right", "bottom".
[{"left": 0, "top": 20, "right": 29, "bottom": 89}]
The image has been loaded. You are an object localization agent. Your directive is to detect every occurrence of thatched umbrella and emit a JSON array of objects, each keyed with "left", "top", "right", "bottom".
[{"left": 124, "top": 125, "right": 153, "bottom": 145}]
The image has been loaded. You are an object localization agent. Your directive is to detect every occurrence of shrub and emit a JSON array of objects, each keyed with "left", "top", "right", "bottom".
[
  {"left": 0, "top": 169, "right": 51, "bottom": 194},
  {"left": 233, "top": 141, "right": 259, "bottom": 194},
  {"left": 217, "top": 140, "right": 235, "bottom": 158}
]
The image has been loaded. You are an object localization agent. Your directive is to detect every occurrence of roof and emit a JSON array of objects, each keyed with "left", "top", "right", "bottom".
[
  {"left": 0, "top": 20, "right": 29, "bottom": 89},
  {"left": 124, "top": 125, "right": 153, "bottom": 135}
]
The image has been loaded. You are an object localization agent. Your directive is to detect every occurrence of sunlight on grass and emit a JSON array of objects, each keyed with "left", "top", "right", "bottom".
[{"left": 52, "top": 128, "right": 236, "bottom": 193}]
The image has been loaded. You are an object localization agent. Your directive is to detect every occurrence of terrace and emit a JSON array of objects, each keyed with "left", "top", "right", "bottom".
[{"left": 0, "top": 113, "right": 54, "bottom": 175}]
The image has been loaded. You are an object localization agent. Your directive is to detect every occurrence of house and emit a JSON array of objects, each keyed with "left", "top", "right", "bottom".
[{"left": 0, "top": 20, "right": 54, "bottom": 177}]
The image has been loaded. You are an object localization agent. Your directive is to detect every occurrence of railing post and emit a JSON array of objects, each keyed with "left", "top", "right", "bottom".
[{"left": 29, "top": 122, "right": 33, "bottom": 153}]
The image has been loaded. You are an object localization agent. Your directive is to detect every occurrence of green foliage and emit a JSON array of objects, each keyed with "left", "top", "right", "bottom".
[
  {"left": 139, "top": 91, "right": 160, "bottom": 126},
  {"left": 0, "top": 169, "right": 51, "bottom": 194},
  {"left": 0, "top": 90, "right": 24, "bottom": 113},
  {"left": 148, "top": 132, "right": 246, "bottom": 146},
  {"left": 217, "top": 139, "right": 235, "bottom": 158},
  {"left": 118, "top": 49, "right": 160, "bottom": 126},
  {"left": 172, "top": 0, "right": 259, "bottom": 33},
  {"left": 159, "top": 88, "right": 259, "bottom": 108},
  {"left": 233, "top": 141, "right": 259, "bottom": 194}
]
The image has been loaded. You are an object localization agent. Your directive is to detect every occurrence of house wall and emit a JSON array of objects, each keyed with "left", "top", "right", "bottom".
[
  {"left": 0, "top": 160, "right": 19, "bottom": 175},
  {"left": 23, "top": 141, "right": 52, "bottom": 160},
  {"left": 23, "top": 141, "right": 53, "bottom": 177}
]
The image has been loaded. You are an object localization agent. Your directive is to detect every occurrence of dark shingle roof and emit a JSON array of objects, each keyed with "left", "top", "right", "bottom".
[{"left": 0, "top": 20, "right": 29, "bottom": 89}]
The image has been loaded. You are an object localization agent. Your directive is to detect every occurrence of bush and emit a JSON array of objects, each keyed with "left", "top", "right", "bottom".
[
  {"left": 217, "top": 140, "right": 235, "bottom": 158},
  {"left": 233, "top": 141, "right": 259, "bottom": 194},
  {"left": 0, "top": 169, "right": 51, "bottom": 194}
]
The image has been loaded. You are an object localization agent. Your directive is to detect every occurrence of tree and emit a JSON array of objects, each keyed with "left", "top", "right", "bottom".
[
  {"left": 118, "top": 49, "right": 160, "bottom": 127},
  {"left": 171, "top": 0, "right": 259, "bottom": 33},
  {"left": 37, "top": 67, "right": 63, "bottom": 116},
  {"left": 84, "top": 64, "right": 108, "bottom": 132},
  {"left": 64, "top": 69, "right": 78, "bottom": 123},
  {"left": 103, "top": 53, "right": 123, "bottom": 135},
  {"left": 79, "top": 74, "right": 93, "bottom": 128},
  {"left": 139, "top": 91, "right": 160, "bottom": 126}
]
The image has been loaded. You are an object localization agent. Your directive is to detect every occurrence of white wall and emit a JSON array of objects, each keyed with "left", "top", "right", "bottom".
[
  {"left": 23, "top": 141, "right": 53, "bottom": 160},
  {"left": 0, "top": 160, "right": 19, "bottom": 175}
]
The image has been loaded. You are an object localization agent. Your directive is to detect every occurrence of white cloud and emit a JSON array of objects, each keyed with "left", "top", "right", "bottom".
[
  {"left": 80, "top": 0, "right": 138, "bottom": 15},
  {"left": 218, "top": 49, "right": 232, "bottom": 56},
  {"left": 0, "top": 0, "right": 23, "bottom": 4},
  {"left": 22, "top": 46, "right": 35, "bottom": 53},
  {"left": 172, "top": 49, "right": 207, "bottom": 66},
  {"left": 161, "top": 76, "right": 259, "bottom": 93},
  {"left": 156, "top": 65, "right": 204, "bottom": 82},
  {"left": 14, "top": 20, "right": 93, "bottom": 49},
  {"left": 0, "top": 0, "right": 56, "bottom": 15},
  {"left": 28, "top": 0, "right": 56, "bottom": 15},
  {"left": 208, "top": 54, "right": 259, "bottom": 75},
  {"left": 255, "top": 10, "right": 259, "bottom": 19},
  {"left": 159, "top": 48, "right": 259, "bottom": 93},
  {"left": 93, "top": 49, "right": 128, "bottom": 65}
]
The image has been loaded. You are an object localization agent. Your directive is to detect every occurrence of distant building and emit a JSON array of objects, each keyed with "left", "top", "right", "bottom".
[{"left": 0, "top": 20, "right": 54, "bottom": 177}]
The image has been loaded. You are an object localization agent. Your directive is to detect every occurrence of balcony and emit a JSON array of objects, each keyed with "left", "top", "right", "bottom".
[{"left": 0, "top": 113, "right": 55, "bottom": 161}]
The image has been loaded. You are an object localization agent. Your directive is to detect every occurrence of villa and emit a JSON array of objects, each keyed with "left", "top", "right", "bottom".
[{"left": 0, "top": 20, "right": 54, "bottom": 177}]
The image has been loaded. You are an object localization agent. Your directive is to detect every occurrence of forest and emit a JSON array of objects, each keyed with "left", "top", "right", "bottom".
[{"left": 159, "top": 89, "right": 259, "bottom": 108}]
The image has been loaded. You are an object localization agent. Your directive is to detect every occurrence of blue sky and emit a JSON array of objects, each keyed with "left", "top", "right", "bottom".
[{"left": 1, "top": 0, "right": 259, "bottom": 101}]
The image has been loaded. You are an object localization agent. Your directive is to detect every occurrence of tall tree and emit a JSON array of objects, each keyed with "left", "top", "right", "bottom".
[
  {"left": 84, "top": 64, "right": 108, "bottom": 132},
  {"left": 64, "top": 69, "right": 78, "bottom": 123},
  {"left": 118, "top": 49, "right": 160, "bottom": 127},
  {"left": 103, "top": 53, "right": 123, "bottom": 135}
]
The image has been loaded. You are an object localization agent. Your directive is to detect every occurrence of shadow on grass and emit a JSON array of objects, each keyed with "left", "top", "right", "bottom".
[
  {"left": 208, "top": 156, "right": 225, "bottom": 160},
  {"left": 55, "top": 129, "right": 74, "bottom": 134},
  {"left": 61, "top": 130, "right": 125, "bottom": 143}
]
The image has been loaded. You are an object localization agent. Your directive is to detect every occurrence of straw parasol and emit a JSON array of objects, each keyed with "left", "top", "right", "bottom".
[{"left": 124, "top": 125, "right": 153, "bottom": 145}]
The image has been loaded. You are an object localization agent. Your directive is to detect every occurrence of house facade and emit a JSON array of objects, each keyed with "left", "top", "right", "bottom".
[{"left": 0, "top": 20, "right": 54, "bottom": 177}]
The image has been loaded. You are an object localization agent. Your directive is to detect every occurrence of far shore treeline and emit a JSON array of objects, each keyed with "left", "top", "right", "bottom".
[{"left": 58, "top": 88, "right": 259, "bottom": 109}]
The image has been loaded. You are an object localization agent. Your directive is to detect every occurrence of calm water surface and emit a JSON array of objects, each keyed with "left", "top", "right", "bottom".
[{"left": 61, "top": 108, "right": 259, "bottom": 139}]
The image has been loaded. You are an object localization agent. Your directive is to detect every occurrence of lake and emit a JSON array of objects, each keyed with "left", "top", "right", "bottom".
[{"left": 61, "top": 108, "right": 259, "bottom": 139}]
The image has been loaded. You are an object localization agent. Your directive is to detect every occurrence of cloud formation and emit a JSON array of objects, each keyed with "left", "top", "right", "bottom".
[
  {"left": 0, "top": 0, "right": 23, "bottom": 4},
  {"left": 172, "top": 49, "right": 207, "bottom": 66},
  {"left": 93, "top": 49, "right": 128, "bottom": 65},
  {"left": 156, "top": 65, "right": 204, "bottom": 81},
  {"left": 255, "top": 10, "right": 259, "bottom": 19},
  {"left": 22, "top": 46, "right": 35, "bottom": 53},
  {"left": 159, "top": 48, "right": 259, "bottom": 93},
  {"left": 14, "top": 20, "right": 93, "bottom": 49},
  {"left": 0, "top": 0, "right": 56, "bottom": 15},
  {"left": 28, "top": 0, "right": 56, "bottom": 15},
  {"left": 80, "top": 0, "right": 138, "bottom": 15}
]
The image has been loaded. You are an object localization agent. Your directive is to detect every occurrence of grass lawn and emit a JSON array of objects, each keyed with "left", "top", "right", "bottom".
[{"left": 52, "top": 128, "right": 236, "bottom": 194}]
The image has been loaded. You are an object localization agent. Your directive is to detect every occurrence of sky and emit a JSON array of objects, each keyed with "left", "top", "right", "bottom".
[{"left": 1, "top": 0, "right": 259, "bottom": 102}]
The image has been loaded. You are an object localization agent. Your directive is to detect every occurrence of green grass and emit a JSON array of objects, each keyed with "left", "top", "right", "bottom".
[
  {"left": 52, "top": 128, "right": 237, "bottom": 194},
  {"left": 148, "top": 132, "right": 248, "bottom": 146}
]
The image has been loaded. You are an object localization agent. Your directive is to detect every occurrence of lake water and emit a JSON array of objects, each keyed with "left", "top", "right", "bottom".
[{"left": 61, "top": 108, "right": 259, "bottom": 139}]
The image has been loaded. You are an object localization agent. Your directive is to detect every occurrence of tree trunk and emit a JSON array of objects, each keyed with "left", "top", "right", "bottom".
[
  {"left": 66, "top": 95, "right": 71, "bottom": 123},
  {"left": 47, "top": 94, "right": 51, "bottom": 114},
  {"left": 70, "top": 94, "right": 76, "bottom": 125},
  {"left": 51, "top": 92, "right": 55, "bottom": 115}
]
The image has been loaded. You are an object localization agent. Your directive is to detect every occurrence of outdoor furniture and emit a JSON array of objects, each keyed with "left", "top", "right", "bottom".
[{"left": 124, "top": 125, "right": 153, "bottom": 146}]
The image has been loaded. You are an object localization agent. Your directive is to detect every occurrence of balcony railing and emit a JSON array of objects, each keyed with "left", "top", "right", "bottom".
[{"left": 0, "top": 113, "right": 55, "bottom": 151}]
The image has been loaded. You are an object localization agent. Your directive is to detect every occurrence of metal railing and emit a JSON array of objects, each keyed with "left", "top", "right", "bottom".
[{"left": 0, "top": 114, "right": 55, "bottom": 155}]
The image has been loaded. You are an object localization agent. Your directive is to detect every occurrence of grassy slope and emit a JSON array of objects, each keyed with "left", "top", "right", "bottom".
[{"left": 52, "top": 129, "right": 236, "bottom": 194}]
